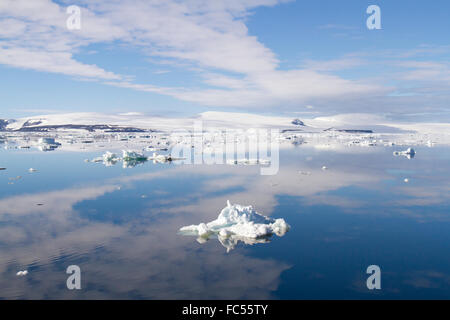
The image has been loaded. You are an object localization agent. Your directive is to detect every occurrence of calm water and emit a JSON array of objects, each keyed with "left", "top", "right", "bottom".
[{"left": 0, "top": 144, "right": 449, "bottom": 299}]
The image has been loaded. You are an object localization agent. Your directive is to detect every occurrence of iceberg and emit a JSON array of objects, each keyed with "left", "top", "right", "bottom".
[
  {"left": 90, "top": 151, "right": 120, "bottom": 166},
  {"left": 393, "top": 147, "right": 415, "bottom": 159},
  {"left": 179, "top": 201, "right": 290, "bottom": 251},
  {"left": 103, "top": 151, "right": 118, "bottom": 162},
  {"left": 102, "top": 151, "right": 119, "bottom": 166},
  {"left": 226, "top": 158, "right": 271, "bottom": 166},
  {"left": 122, "top": 150, "right": 148, "bottom": 168},
  {"left": 148, "top": 152, "right": 185, "bottom": 163},
  {"left": 37, "top": 137, "right": 61, "bottom": 151},
  {"left": 122, "top": 150, "right": 147, "bottom": 161}
]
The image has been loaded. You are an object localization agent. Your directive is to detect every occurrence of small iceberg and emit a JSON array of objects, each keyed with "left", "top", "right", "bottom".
[
  {"left": 393, "top": 148, "right": 415, "bottom": 159},
  {"left": 103, "top": 151, "right": 118, "bottom": 162},
  {"left": 226, "top": 158, "right": 271, "bottom": 166},
  {"left": 102, "top": 151, "right": 119, "bottom": 166},
  {"left": 16, "top": 270, "right": 28, "bottom": 276},
  {"left": 179, "top": 201, "right": 290, "bottom": 252},
  {"left": 122, "top": 150, "right": 148, "bottom": 168},
  {"left": 90, "top": 151, "right": 120, "bottom": 166},
  {"left": 37, "top": 137, "right": 61, "bottom": 151},
  {"left": 122, "top": 150, "right": 147, "bottom": 161},
  {"left": 148, "top": 152, "right": 185, "bottom": 163}
]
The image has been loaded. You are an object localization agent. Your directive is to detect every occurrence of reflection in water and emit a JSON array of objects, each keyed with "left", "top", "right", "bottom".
[
  {"left": 204, "top": 233, "right": 273, "bottom": 253},
  {"left": 122, "top": 158, "right": 148, "bottom": 168},
  {"left": 88, "top": 150, "right": 186, "bottom": 167},
  {"left": 0, "top": 140, "right": 449, "bottom": 299},
  {"left": 393, "top": 148, "right": 416, "bottom": 159}
]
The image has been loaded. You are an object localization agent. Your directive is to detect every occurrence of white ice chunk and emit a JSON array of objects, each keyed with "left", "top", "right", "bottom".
[
  {"left": 179, "top": 201, "right": 290, "bottom": 251},
  {"left": 16, "top": 270, "right": 28, "bottom": 276},
  {"left": 393, "top": 148, "right": 416, "bottom": 159},
  {"left": 103, "top": 151, "right": 118, "bottom": 162},
  {"left": 89, "top": 151, "right": 120, "bottom": 166},
  {"left": 122, "top": 150, "right": 147, "bottom": 160},
  {"left": 102, "top": 151, "right": 119, "bottom": 166}
]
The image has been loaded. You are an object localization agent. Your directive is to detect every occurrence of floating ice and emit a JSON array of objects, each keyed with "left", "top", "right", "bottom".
[
  {"left": 16, "top": 270, "right": 28, "bottom": 276},
  {"left": 37, "top": 137, "right": 61, "bottom": 151},
  {"left": 90, "top": 151, "right": 120, "bottom": 165},
  {"left": 28, "top": 168, "right": 37, "bottom": 172},
  {"left": 148, "top": 152, "right": 185, "bottom": 163},
  {"left": 226, "top": 158, "right": 270, "bottom": 166},
  {"left": 122, "top": 150, "right": 148, "bottom": 168},
  {"left": 122, "top": 150, "right": 147, "bottom": 161},
  {"left": 101, "top": 151, "right": 119, "bottom": 166},
  {"left": 179, "top": 201, "right": 290, "bottom": 251},
  {"left": 103, "top": 151, "right": 118, "bottom": 162},
  {"left": 393, "top": 148, "right": 416, "bottom": 159}
]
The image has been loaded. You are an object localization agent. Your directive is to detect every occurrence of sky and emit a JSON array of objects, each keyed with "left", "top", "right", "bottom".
[{"left": 0, "top": 0, "right": 449, "bottom": 121}]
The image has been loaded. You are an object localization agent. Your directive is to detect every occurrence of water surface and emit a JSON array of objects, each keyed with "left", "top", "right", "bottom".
[{"left": 0, "top": 143, "right": 449, "bottom": 299}]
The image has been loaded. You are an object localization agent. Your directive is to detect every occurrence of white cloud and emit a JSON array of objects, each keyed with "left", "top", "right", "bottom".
[
  {"left": 0, "top": 0, "right": 404, "bottom": 110},
  {"left": 397, "top": 61, "right": 450, "bottom": 83},
  {"left": 0, "top": 47, "right": 121, "bottom": 79},
  {"left": 301, "top": 57, "right": 366, "bottom": 72}
]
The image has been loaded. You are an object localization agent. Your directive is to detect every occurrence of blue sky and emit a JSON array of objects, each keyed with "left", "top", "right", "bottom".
[{"left": 1, "top": 0, "right": 449, "bottom": 121}]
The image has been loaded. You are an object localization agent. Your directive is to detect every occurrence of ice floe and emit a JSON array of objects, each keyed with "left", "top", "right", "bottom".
[
  {"left": 16, "top": 270, "right": 28, "bottom": 276},
  {"left": 122, "top": 150, "right": 147, "bottom": 161},
  {"left": 393, "top": 148, "right": 416, "bottom": 159},
  {"left": 226, "top": 158, "right": 271, "bottom": 166},
  {"left": 148, "top": 152, "right": 185, "bottom": 163},
  {"left": 90, "top": 151, "right": 120, "bottom": 166},
  {"left": 122, "top": 150, "right": 148, "bottom": 168},
  {"left": 179, "top": 201, "right": 290, "bottom": 251},
  {"left": 103, "top": 151, "right": 118, "bottom": 162}
]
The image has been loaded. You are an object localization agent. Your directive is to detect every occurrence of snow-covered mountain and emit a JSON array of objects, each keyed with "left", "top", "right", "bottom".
[
  {"left": 1, "top": 111, "right": 448, "bottom": 136},
  {"left": 1, "top": 112, "right": 308, "bottom": 132}
]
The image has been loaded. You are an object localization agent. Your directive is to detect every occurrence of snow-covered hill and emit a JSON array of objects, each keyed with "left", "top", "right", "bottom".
[
  {"left": 1, "top": 111, "right": 449, "bottom": 137},
  {"left": 2, "top": 111, "right": 306, "bottom": 132}
]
